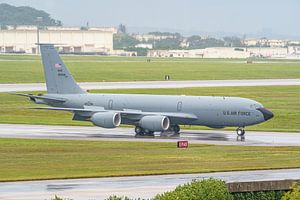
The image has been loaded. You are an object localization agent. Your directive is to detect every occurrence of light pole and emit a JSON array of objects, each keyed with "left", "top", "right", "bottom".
[{"left": 36, "top": 17, "right": 43, "bottom": 54}]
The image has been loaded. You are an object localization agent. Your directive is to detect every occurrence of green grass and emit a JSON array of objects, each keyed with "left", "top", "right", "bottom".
[
  {"left": 0, "top": 138, "right": 299, "bottom": 181},
  {"left": 0, "top": 55, "right": 300, "bottom": 83},
  {"left": 0, "top": 85, "right": 299, "bottom": 132}
]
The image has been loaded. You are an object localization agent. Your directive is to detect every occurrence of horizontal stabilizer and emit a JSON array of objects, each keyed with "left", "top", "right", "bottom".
[
  {"left": 10, "top": 93, "right": 67, "bottom": 103},
  {"left": 31, "top": 106, "right": 104, "bottom": 112}
]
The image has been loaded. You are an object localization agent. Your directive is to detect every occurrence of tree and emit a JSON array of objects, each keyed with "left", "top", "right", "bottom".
[
  {"left": 282, "top": 182, "right": 300, "bottom": 200},
  {"left": 155, "top": 178, "right": 232, "bottom": 200},
  {"left": 223, "top": 36, "right": 243, "bottom": 47},
  {"left": 113, "top": 33, "right": 139, "bottom": 49},
  {"left": 153, "top": 37, "right": 182, "bottom": 50},
  {"left": 187, "top": 36, "right": 225, "bottom": 49},
  {"left": 0, "top": 24, "right": 7, "bottom": 30},
  {"left": 118, "top": 24, "right": 126, "bottom": 34},
  {"left": 0, "top": 3, "right": 62, "bottom": 26}
]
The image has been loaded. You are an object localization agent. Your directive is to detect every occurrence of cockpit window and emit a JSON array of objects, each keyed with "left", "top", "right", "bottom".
[{"left": 250, "top": 104, "right": 260, "bottom": 109}]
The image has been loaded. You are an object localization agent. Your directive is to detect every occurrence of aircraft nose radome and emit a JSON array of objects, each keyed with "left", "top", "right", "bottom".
[{"left": 257, "top": 107, "right": 274, "bottom": 121}]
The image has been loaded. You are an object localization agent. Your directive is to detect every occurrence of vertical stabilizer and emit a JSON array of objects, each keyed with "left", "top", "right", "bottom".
[{"left": 40, "top": 44, "right": 85, "bottom": 94}]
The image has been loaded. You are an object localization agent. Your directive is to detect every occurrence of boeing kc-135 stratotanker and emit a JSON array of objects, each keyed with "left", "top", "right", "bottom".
[{"left": 14, "top": 44, "right": 274, "bottom": 137}]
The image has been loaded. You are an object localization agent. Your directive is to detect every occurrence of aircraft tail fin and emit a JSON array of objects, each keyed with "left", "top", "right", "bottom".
[{"left": 40, "top": 44, "right": 86, "bottom": 94}]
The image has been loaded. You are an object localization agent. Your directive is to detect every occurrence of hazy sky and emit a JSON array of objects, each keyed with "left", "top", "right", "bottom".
[{"left": 1, "top": 0, "right": 300, "bottom": 38}]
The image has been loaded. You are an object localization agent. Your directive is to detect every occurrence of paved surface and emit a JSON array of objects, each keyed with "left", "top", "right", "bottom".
[
  {"left": 0, "top": 124, "right": 300, "bottom": 146},
  {"left": 0, "top": 168, "right": 299, "bottom": 200},
  {"left": 1, "top": 79, "right": 300, "bottom": 92}
]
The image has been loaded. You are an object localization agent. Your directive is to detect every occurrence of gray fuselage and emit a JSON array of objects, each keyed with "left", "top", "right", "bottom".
[{"left": 46, "top": 93, "right": 267, "bottom": 128}]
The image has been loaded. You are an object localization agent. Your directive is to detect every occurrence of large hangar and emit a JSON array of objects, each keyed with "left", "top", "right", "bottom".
[{"left": 0, "top": 26, "right": 117, "bottom": 54}]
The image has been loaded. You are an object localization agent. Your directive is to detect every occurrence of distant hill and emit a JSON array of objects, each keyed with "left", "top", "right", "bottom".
[{"left": 0, "top": 3, "right": 62, "bottom": 26}]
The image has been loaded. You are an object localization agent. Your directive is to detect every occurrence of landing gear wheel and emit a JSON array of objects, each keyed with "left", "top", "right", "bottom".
[
  {"left": 161, "top": 125, "right": 180, "bottom": 137},
  {"left": 144, "top": 129, "right": 155, "bottom": 137},
  {"left": 173, "top": 125, "right": 180, "bottom": 134},
  {"left": 236, "top": 128, "right": 245, "bottom": 136},
  {"left": 135, "top": 126, "right": 144, "bottom": 136}
]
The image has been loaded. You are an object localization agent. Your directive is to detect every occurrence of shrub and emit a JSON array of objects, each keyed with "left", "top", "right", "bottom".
[
  {"left": 105, "top": 196, "right": 131, "bottom": 200},
  {"left": 232, "top": 191, "right": 285, "bottom": 200},
  {"left": 51, "top": 196, "right": 72, "bottom": 200},
  {"left": 281, "top": 182, "right": 300, "bottom": 200},
  {"left": 154, "top": 178, "right": 232, "bottom": 200}
]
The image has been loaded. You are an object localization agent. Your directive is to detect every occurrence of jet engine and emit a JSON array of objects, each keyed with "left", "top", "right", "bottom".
[
  {"left": 139, "top": 115, "right": 170, "bottom": 132},
  {"left": 91, "top": 112, "right": 121, "bottom": 128}
]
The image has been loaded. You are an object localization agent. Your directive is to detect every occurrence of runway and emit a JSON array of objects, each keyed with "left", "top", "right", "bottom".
[
  {"left": 0, "top": 168, "right": 299, "bottom": 200},
  {"left": 0, "top": 124, "right": 299, "bottom": 146},
  {"left": 1, "top": 79, "right": 300, "bottom": 92}
]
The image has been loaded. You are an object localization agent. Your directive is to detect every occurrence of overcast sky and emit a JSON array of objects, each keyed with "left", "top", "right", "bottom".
[{"left": 1, "top": 0, "right": 299, "bottom": 38}]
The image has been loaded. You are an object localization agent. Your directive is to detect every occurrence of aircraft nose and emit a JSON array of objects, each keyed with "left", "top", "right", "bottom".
[{"left": 257, "top": 107, "right": 274, "bottom": 121}]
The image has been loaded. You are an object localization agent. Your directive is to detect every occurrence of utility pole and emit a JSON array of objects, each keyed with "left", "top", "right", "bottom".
[{"left": 36, "top": 17, "right": 43, "bottom": 54}]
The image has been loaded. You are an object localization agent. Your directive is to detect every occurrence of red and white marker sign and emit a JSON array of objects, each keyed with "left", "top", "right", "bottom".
[{"left": 177, "top": 140, "right": 189, "bottom": 148}]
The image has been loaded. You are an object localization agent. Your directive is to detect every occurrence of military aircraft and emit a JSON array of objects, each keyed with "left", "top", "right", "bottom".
[{"left": 15, "top": 44, "right": 273, "bottom": 137}]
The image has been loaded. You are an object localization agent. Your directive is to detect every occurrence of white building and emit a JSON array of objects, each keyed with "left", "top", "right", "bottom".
[
  {"left": 148, "top": 47, "right": 300, "bottom": 59},
  {"left": 148, "top": 48, "right": 249, "bottom": 58},
  {"left": 133, "top": 34, "right": 176, "bottom": 42},
  {"left": 243, "top": 38, "right": 290, "bottom": 47},
  {"left": 135, "top": 43, "right": 153, "bottom": 49},
  {"left": 148, "top": 50, "right": 191, "bottom": 58},
  {"left": 267, "top": 39, "right": 288, "bottom": 47},
  {"left": 243, "top": 38, "right": 258, "bottom": 46},
  {"left": 0, "top": 26, "right": 117, "bottom": 54}
]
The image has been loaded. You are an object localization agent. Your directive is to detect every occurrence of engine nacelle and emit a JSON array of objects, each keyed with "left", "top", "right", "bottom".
[
  {"left": 139, "top": 115, "right": 170, "bottom": 132},
  {"left": 91, "top": 112, "right": 121, "bottom": 128}
]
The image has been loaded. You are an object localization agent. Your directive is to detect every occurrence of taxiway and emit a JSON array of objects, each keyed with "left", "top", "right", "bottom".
[
  {"left": 0, "top": 168, "right": 299, "bottom": 200},
  {"left": 0, "top": 124, "right": 299, "bottom": 146},
  {"left": 1, "top": 79, "right": 300, "bottom": 92}
]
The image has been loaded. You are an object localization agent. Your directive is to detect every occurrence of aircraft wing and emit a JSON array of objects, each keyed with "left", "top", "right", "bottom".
[{"left": 32, "top": 106, "right": 198, "bottom": 121}]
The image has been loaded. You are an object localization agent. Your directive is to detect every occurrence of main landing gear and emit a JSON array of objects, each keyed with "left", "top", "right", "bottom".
[
  {"left": 134, "top": 126, "right": 154, "bottom": 137},
  {"left": 161, "top": 125, "right": 181, "bottom": 137},
  {"left": 134, "top": 124, "right": 181, "bottom": 138},
  {"left": 168, "top": 125, "right": 180, "bottom": 135},
  {"left": 236, "top": 127, "right": 245, "bottom": 141}
]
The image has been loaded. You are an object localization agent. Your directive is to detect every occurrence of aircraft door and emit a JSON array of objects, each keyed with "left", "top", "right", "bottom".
[
  {"left": 177, "top": 101, "right": 182, "bottom": 112},
  {"left": 108, "top": 99, "right": 113, "bottom": 110}
]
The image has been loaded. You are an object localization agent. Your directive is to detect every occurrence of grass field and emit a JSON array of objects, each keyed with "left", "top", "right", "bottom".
[
  {"left": 0, "top": 55, "right": 300, "bottom": 83},
  {"left": 0, "top": 85, "right": 299, "bottom": 132},
  {"left": 0, "top": 138, "right": 299, "bottom": 181}
]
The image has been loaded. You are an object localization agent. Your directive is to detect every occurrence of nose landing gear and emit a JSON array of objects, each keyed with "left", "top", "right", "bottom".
[
  {"left": 236, "top": 127, "right": 245, "bottom": 141},
  {"left": 236, "top": 128, "right": 245, "bottom": 136}
]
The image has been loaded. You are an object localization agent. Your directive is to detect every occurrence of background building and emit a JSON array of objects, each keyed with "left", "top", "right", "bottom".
[
  {"left": 148, "top": 47, "right": 300, "bottom": 59},
  {"left": 0, "top": 26, "right": 117, "bottom": 54},
  {"left": 133, "top": 34, "right": 176, "bottom": 42}
]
